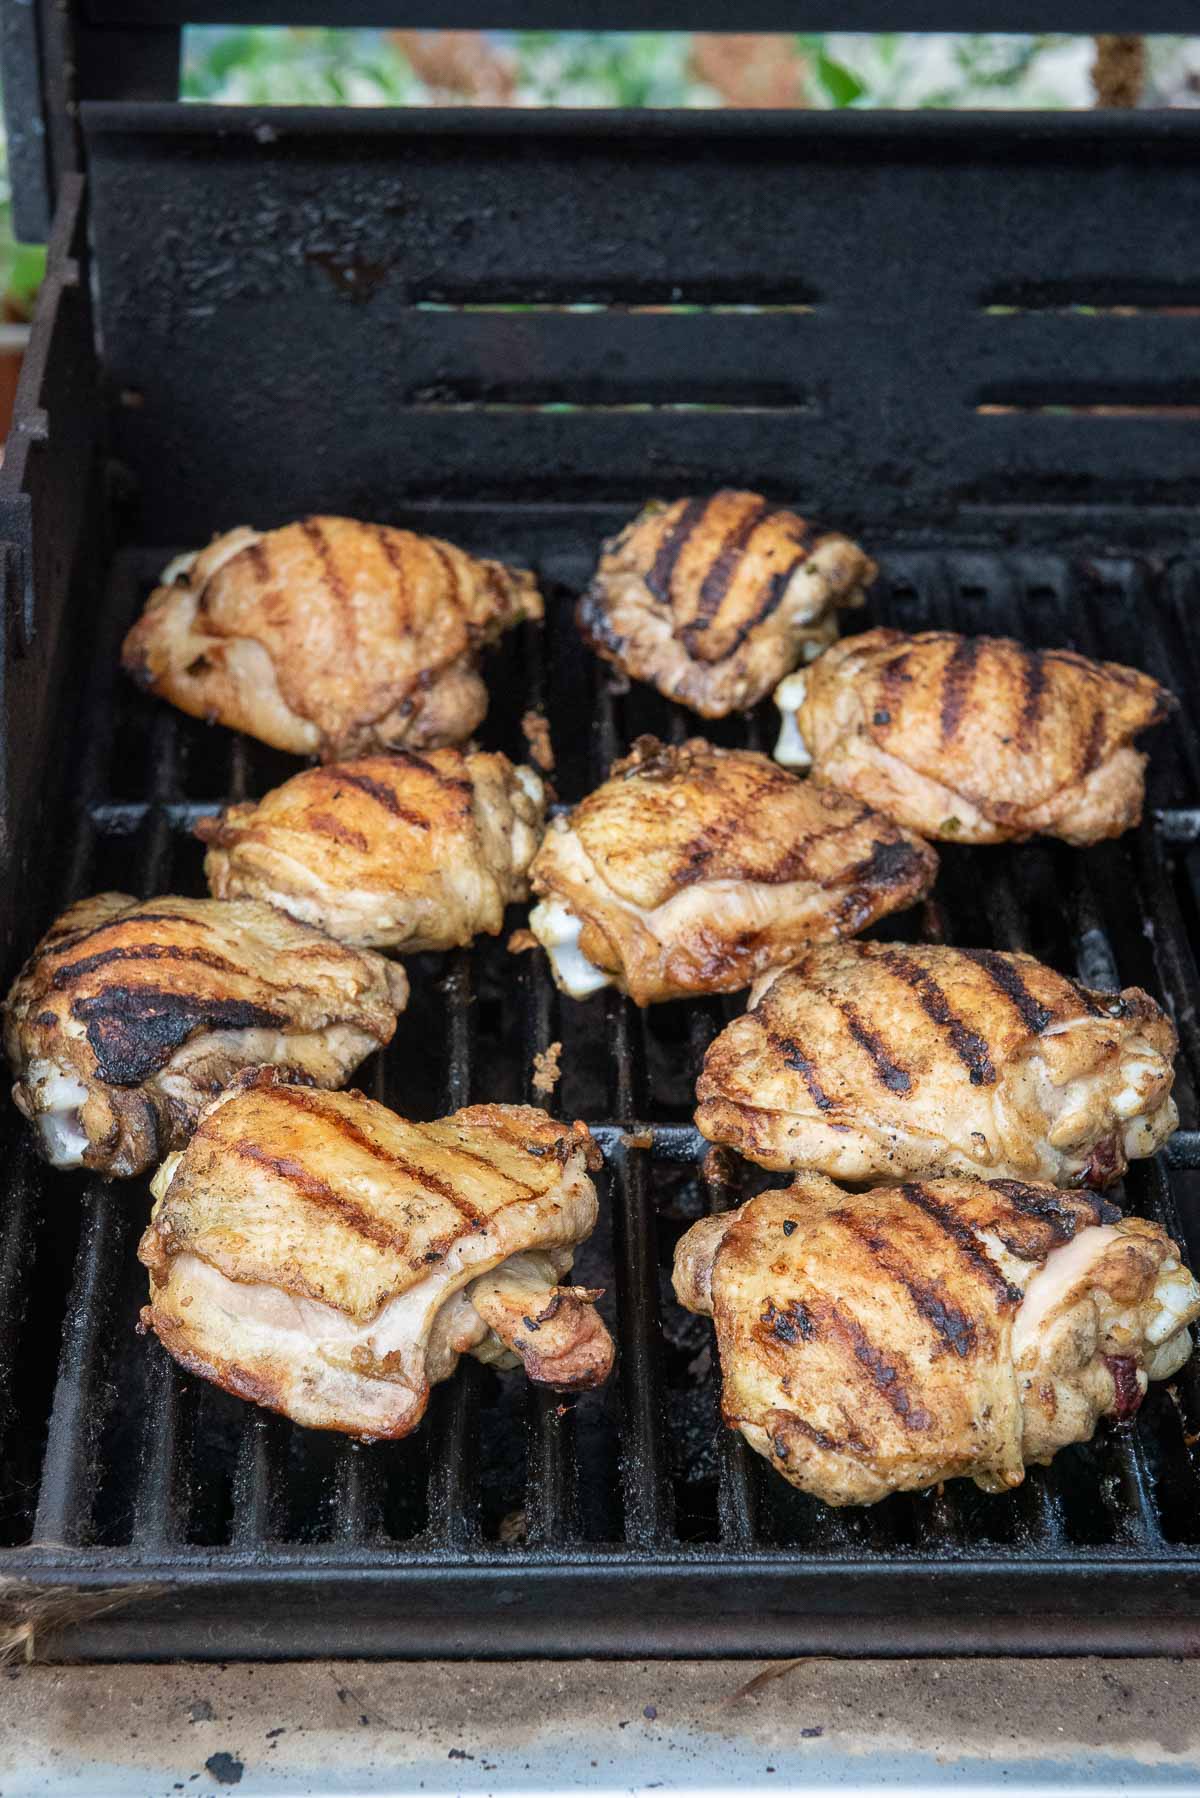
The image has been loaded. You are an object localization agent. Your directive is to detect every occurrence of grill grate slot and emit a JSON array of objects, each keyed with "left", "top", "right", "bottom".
[{"left": 2, "top": 524, "right": 1200, "bottom": 1653}]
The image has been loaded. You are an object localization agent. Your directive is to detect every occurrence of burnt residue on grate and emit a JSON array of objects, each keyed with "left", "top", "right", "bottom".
[{"left": 0, "top": 523, "right": 1199, "bottom": 1657}]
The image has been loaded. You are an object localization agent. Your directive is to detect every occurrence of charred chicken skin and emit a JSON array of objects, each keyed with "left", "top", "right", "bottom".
[
  {"left": 774, "top": 628, "right": 1173, "bottom": 846},
  {"left": 674, "top": 1175, "right": 1200, "bottom": 1506},
  {"left": 4, "top": 895, "right": 407, "bottom": 1178},
  {"left": 199, "top": 748, "right": 546, "bottom": 954},
  {"left": 138, "top": 1070, "right": 614, "bottom": 1438},
  {"left": 577, "top": 491, "right": 875, "bottom": 718},
  {"left": 528, "top": 736, "right": 936, "bottom": 1006},
  {"left": 121, "top": 517, "right": 543, "bottom": 761},
  {"left": 695, "top": 941, "right": 1177, "bottom": 1188}
]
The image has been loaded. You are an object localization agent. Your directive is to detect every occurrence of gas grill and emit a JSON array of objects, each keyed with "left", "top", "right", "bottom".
[{"left": 0, "top": 5, "right": 1198, "bottom": 1661}]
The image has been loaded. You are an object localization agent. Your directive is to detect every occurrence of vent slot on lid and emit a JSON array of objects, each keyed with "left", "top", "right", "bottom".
[{"left": 982, "top": 282, "right": 1200, "bottom": 316}]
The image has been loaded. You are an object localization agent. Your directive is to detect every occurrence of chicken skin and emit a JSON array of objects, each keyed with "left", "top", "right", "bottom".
[
  {"left": 199, "top": 749, "right": 546, "bottom": 954},
  {"left": 673, "top": 1175, "right": 1200, "bottom": 1506},
  {"left": 121, "top": 517, "right": 543, "bottom": 761},
  {"left": 4, "top": 895, "right": 407, "bottom": 1178},
  {"left": 696, "top": 942, "right": 1177, "bottom": 1188},
  {"left": 577, "top": 491, "right": 874, "bottom": 718},
  {"left": 774, "top": 628, "right": 1173, "bottom": 846},
  {"left": 527, "top": 737, "right": 936, "bottom": 1006},
  {"left": 138, "top": 1070, "right": 614, "bottom": 1438}
]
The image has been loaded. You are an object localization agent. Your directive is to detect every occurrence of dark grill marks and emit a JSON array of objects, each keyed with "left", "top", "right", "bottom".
[
  {"left": 372, "top": 523, "right": 408, "bottom": 582},
  {"left": 768, "top": 1031, "right": 835, "bottom": 1112},
  {"left": 828, "top": 1303, "right": 931, "bottom": 1429},
  {"left": 679, "top": 496, "right": 770, "bottom": 653},
  {"left": 51, "top": 940, "right": 249, "bottom": 991},
  {"left": 670, "top": 759, "right": 795, "bottom": 888},
  {"left": 43, "top": 907, "right": 200, "bottom": 957},
  {"left": 939, "top": 636, "right": 982, "bottom": 743},
  {"left": 1067, "top": 979, "right": 1106, "bottom": 1019},
  {"left": 721, "top": 545, "right": 811, "bottom": 659},
  {"left": 878, "top": 949, "right": 996, "bottom": 1086},
  {"left": 988, "top": 1179, "right": 1087, "bottom": 1246},
  {"left": 898, "top": 1184, "right": 1023, "bottom": 1306},
  {"left": 835, "top": 1000, "right": 913, "bottom": 1094},
  {"left": 267, "top": 1083, "right": 500, "bottom": 1226},
  {"left": 429, "top": 541, "right": 465, "bottom": 621},
  {"left": 644, "top": 496, "right": 711, "bottom": 606},
  {"left": 72, "top": 987, "right": 286, "bottom": 1086},
  {"left": 418, "top": 1128, "right": 544, "bottom": 1202},
  {"left": 881, "top": 649, "right": 912, "bottom": 711},
  {"left": 302, "top": 518, "right": 355, "bottom": 649},
  {"left": 845, "top": 838, "right": 933, "bottom": 895},
  {"left": 759, "top": 1296, "right": 816, "bottom": 1345},
  {"left": 228, "top": 1137, "right": 415, "bottom": 1256},
  {"left": 774, "top": 1415, "right": 843, "bottom": 1456},
  {"left": 1016, "top": 648, "right": 1048, "bottom": 749},
  {"left": 960, "top": 948, "right": 1052, "bottom": 1034},
  {"left": 331, "top": 769, "right": 433, "bottom": 832},
  {"left": 1078, "top": 708, "right": 1107, "bottom": 779},
  {"left": 307, "top": 811, "right": 371, "bottom": 853},
  {"left": 389, "top": 747, "right": 476, "bottom": 800},
  {"left": 831, "top": 1210, "right": 979, "bottom": 1359}
]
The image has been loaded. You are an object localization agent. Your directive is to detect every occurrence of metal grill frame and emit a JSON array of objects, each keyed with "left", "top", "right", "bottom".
[{"left": 0, "top": 98, "right": 1199, "bottom": 1661}]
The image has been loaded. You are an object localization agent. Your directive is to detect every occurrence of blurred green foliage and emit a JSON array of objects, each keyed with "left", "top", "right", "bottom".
[{"left": 2, "top": 29, "right": 1197, "bottom": 317}]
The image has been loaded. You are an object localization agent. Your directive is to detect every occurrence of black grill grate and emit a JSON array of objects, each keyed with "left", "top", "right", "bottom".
[{"left": 2, "top": 515, "right": 1199, "bottom": 1658}]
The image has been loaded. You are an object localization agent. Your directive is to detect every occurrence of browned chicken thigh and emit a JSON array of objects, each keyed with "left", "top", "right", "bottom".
[
  {"left": 199, "top": 748, "right": 546, "bottom": 953},
  {"left": 674, "top": 1175, "right": 1200, "bottom": 1506},
  {"left": 774, "top": 628, "right": 1173, "bottom": 845},
  {"left": 122, "top": 517, "right": 543, "bottom": 760},
  {"left": 528, "top": 737, "right": 936, "bottom": 1006},
  {"left": 4, "top": 894, "right": 407, "bottom": 1178},
  {"left": 697, "top": 941, "right": 1177, "bottom": 1188},
  {"left": 139, "top": 1070, "right": 614, "bottom": 1437},
  {"left": 577, "top": 491, "right": 874, "bottom": 717}
]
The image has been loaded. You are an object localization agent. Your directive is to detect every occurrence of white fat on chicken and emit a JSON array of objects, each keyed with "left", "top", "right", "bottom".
[
  {"left": 530, "top": 826, "right": 887, "bottom": 1004},
  {"left": 1013, "top": 1223, "right": 1200, "bottom": 1381},
  {"left": 773, "top": 670, "right": 812, "bottom": 768},
  {"left": 22, "top": 1059, "right": 92, "bottom": 1169},
  {"left": 528, "top": 898, "right": 613, "bottom": 999}
]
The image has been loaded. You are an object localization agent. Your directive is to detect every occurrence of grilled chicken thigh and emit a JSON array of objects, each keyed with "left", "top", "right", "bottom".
[
  {"left": 138, "top": 1070, "right": 613, "bottom": 1437},
  {"left": 122, "top": 517, "right": 543, "bottom": 761},
  {"left": 199, "top": 749, "right": 546, "bottom": 953},
  {"left": 578, "top": 491, "right": 874, "bottom": 717},
  {"left": 528, "top": 737, "right": 936, "bottom": 1006},
  {"left": 4, "top": 895, "right": 407, "bottom": 1178},
  {"left": 696, "top": 941, "right": 1177, "bottom": 1187},
  {"left": 674, "top": 1175, "right": 1200, "bottom": 1506},
  {"left": 774, "top": 628, "right": 1173, "bottom": 845}
]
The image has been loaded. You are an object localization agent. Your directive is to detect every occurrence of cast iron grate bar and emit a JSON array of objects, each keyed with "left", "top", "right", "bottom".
[
  {"left": 424, "top": 949, "right": 484, "bottom": 1549},
  {"left": 32, "top": 1187, "right": 132, "bottom": 1549}
]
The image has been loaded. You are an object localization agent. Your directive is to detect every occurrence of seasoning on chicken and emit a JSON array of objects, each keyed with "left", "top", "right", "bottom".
[
  {"left": 138, "top": 1069, "right": 614, "bottom": 1438},
  {"left": 3, "top": 895, "right": 407, "bottom": 1178},
  {"left": 527, "top": 736, "right": 937, "bottom": 1007},
  {"left": 577, "top": 491, "right": 874, "bottom": 718},
  {"left": 695, "top": 940, "right": 1177, "bottom": 1188},
  {"left": 774, "top": 628, "right": 1174, "bottom": 846},
  {"left": 121, "top": 517, "right": 543, "bottom": 761},
  {"left": 198, "top": 749, "right": 546, "bottom": 954},
  {"left": 674, "top": 1174, "right": 1200, "bottom": 1507}
]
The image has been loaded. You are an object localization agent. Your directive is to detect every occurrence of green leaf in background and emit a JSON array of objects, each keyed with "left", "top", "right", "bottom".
[{"left": 815, "top": 52, "right": 866, "bottom": 107}]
